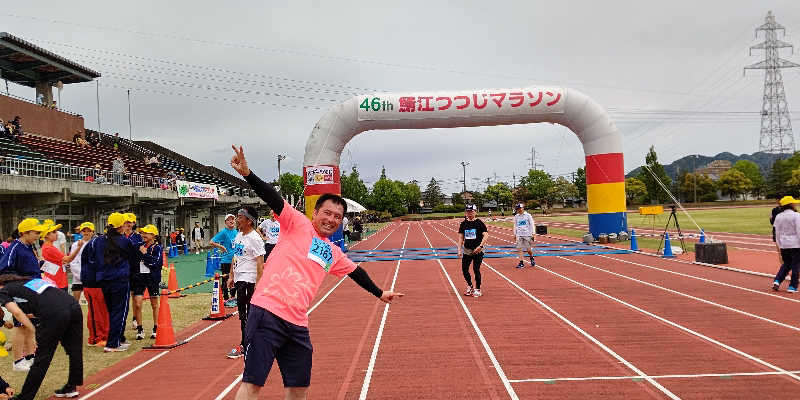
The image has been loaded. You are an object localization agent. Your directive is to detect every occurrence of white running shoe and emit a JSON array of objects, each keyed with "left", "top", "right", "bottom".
[
  {"left": 464, "top": 286, "right": 473, "bottom": 296},
  {"left": 473, "top": 289, "right": 483, "bottom": 297},
  {"left": 12, "top": 358, "right": 31, "bottom": 372}
]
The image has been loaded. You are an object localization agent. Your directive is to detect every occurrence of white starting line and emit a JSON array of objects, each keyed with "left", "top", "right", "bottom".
[{"left": 508, "top": 369, "right": 800, "bottom": 383}]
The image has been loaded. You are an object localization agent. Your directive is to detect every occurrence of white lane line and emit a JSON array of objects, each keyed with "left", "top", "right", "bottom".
[
  {"left": 81, "top": 351, "right": 170, "bottom": 399},
  {"left": 437, "top": 220, "right": 800, "bottom": 381},
  {"left": 213, "top": 223, "right": 403, "bottom": 400},
  {"left": 213, "top": 374, "right": 243, "bottom": 400},
  {"left": 597, "top": 255, "right": 800, "bottom": 304},
  {"left": 539, "top": 263, "right": 800, "bottom": 382},
  {"left": 559, "top": 256, "right": 800, "bottom": 332},
  {"left": 358, "top": 225, "right": 410, "bottom": 400},
  {"left": 424, "top": 222, "right": 679, "bottom": 399},
  {"left": 509, "top": 370, "right": 800, "bottom": 383},
  {"left": 418, "top": 223, "right": 519, "bottom": 400}
]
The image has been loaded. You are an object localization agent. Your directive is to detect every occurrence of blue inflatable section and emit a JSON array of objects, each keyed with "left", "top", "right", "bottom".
[{"left": 588, "top": 212, "right": 628, "bottom": 238}]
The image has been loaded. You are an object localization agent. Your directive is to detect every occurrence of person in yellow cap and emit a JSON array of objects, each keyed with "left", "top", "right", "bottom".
[
  {"left": 40, "top": 223, "right": 85, "bottom": 291},
  {"left": 80, "top": 212, "right": 137, "bottom": 352},
  {"left": 132, "top": 224, "right": 163, "bottom": 340},
  {"left": 772, "top": 196, "right": 800, "bottom": 292},
  {"left": 69, "top": 223, "right": 95, "bottom": 302},
  {"left": 123, "top": 212, "right": 144, "bottom": 332},
  {"left": 0, "top": 219, "right": 46, "bottom": 372}
]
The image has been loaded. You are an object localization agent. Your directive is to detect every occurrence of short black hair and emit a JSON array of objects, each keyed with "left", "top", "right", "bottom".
[{"left": 315, "top": 193, "right": 347, "bottom": 214}]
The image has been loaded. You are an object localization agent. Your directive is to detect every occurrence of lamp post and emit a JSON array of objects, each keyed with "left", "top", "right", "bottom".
[
  {"left": 277, "top": 154, "right": 287, "bottom": 194},
  {"left": 460, "top": 161, "right": 470, "bottom": 193}
]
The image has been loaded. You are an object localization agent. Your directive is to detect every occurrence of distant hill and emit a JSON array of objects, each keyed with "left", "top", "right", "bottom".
[{"left": 625, "top": 151, "right": 791, "bottom": 180}]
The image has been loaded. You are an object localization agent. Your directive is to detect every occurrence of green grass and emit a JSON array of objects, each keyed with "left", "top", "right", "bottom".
[{"left": 536, "top": 206, "right": 774, "bottom": 235}]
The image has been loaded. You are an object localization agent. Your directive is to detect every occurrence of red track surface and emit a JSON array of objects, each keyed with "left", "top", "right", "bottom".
[{"left": 74, "top": 220, "right": 800, "bottom": 399}]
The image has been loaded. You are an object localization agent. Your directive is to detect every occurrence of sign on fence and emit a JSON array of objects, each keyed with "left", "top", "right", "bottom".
[{"left": 176, "top": 180, "right": 219, "bottom": 200}]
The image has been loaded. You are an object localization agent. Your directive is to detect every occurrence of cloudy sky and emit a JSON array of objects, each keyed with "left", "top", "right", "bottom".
[{"left": 2, "top": 1, "right": 799, "bottom": 193}]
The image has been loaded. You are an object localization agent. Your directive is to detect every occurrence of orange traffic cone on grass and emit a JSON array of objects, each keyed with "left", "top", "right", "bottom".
[
  {"left": 203, "top": 273, "right": 233, "bottom": 320},
  {"left": 142, "top": 288, "right": 150, "bottom": 300},
  {"left": 167, "top": 263, "right": 183, "bottom": 298},
  {"left": 143, "top": 290, "right": 185, "bottom": 350}
]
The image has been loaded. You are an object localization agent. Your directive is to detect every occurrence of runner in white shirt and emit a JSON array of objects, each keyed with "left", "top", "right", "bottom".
[
  {"left": 227, "top": 206, "right": 266, "bottom": 359},
  {"left": 257, "top": 212, "right": 280, "bottom": 260},
  {"left": 513, "top": 203, "right": 535, "bottom": 268},
  {"left": 68, "top": 222, "right": 95, "bottom": 301}
]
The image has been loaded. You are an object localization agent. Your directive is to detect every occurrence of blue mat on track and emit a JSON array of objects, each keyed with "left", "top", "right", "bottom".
[{"left": 346, "top": 243, "right": 630, "bottom": 262}]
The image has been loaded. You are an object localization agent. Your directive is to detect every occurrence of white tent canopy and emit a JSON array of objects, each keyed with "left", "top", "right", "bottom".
[{"left": 343, "top": 197, "right": 367, "bottom": 213}]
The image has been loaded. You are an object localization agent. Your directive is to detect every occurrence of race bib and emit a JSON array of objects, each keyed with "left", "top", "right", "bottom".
[
  {"left": 518, "top": 220, "right": 527, "bottom": 226},
  {"left": 464, "top": 229, "right": 477, "bottom": 240},
  {"left": 139, "top": 261, "right": 150, "bottom": 274},
  {"left": 41, "top": 261, "right": 60, "bottom": 275},
  {"left": 24, "top": 279, "right": 55, "bottom": 294},
  {"left": 307, "top": 237, "right": 333, "bottom": 271}
]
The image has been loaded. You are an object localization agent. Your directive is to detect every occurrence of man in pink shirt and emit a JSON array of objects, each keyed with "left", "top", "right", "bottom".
[{"left": 229, "top": 146, "right": 403, "bottom": 400}]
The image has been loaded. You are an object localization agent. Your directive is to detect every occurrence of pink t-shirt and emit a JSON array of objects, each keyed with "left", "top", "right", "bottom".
[{"left": 250, "top": 201, "right": 356, "bottom": 327}]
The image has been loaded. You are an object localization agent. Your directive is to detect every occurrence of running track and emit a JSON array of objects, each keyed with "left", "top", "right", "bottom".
[{"left": 75, "top": 220, "right": 800, "bottom": 399}]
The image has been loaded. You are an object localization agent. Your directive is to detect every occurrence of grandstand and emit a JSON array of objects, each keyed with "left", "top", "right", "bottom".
[{"left": 0, "top": 33, "right": 262, "bottom": 240}]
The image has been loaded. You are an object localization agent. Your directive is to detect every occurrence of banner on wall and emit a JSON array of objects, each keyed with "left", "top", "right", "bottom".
[
  {"left": 356, "top": 87, "right": 566, "bottom": 121},
  {"left": 176, "top": 180, "right": 219, "bottom": 200}
]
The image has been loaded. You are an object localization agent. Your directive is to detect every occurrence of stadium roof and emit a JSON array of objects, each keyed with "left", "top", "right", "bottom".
[{"left": 0, "top": 32, "right": 100, "bottom": 87}]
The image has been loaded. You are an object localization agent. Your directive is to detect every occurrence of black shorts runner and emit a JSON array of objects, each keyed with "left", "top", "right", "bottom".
[
  {"left": 131, "top": 273, "right": 160, "bottom": 297},
  {"left": 243, "top": 305, "right": 312, "bottom": 387}
]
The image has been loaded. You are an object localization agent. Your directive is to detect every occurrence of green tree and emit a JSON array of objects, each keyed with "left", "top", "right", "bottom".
[
  {"left": 278, "top": 172, "right": 303, "bottom": 201},
  {"left": 401, "top": 181, "right": 422, "bottom": 214},
  {"left": 549, "top": 176, "right": 578, "bottom": 205},
  {"left": 767, "top": 153, "right": 800, "bottom": 198},
  {"left": 368, "top": 171, "right": 407, "bottom": 216},
  {"left": 637, "top": 146, "right": 672, "bottom": 203},
  {"left": 731, "top": 160, "right": 765, "bottom": 198},
  {"left": 574, "top": 167, "right": 586, "bottom": 200},
  {"left": 422, "top": 178, "right": 443, "bottom": 207},
  {"left": 678, "top": 173, "right": 717, "bottom": 202},
  {"left": 340, "top": 166, "right": 369, "bottom": 205},
  {"left": 717, "top": 169, "right": 752, "bottom": 201},
  {"left": 520, "top": 169, "right": 555, "bottom": 204},
  {"left": 625, "top": 177, "right": 648, "bottom": 204},
  {"left": 484, "top": 182, "right": 513, "bottom": 208}
]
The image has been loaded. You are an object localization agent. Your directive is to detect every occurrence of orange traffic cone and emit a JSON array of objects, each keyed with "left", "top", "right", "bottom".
[
  {"left": 203, "top": 273, "right": 233, "bottom": 321},
  {"left": 142, "top": 287, "right": 150, "bottom": 300},
  {"left": 167, "top": 264, "right": 183, "bottom": 298},
  {"left": 143, "top": 290, "right": 185, "bottom": 350}
]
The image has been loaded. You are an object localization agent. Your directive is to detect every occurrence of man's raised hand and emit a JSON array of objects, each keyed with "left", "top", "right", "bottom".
[{"left": 230, "top": 145, "right": 251, "bottom": 177}]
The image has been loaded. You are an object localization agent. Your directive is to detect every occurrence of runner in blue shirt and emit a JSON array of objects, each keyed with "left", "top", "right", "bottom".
[{"left": 209, "top": 214, "right": 239, "bottom": 308}]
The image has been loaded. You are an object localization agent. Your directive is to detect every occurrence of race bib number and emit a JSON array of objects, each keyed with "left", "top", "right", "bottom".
[
  {"left": 464, "top": 229, "right": 477, "bottom": 240},
  {"left": 139, "top": 261, "right": 150, "bottom": 274},
  {"left": 24, "top": 279, "right": 55, "bottom": 294},
  {"left": 41, "top": 261, "right": 60, "bottom": 275},
  {"left": 307, "top": 237, "right": 333, "bottom": 271},
  {"left": 518, "top": 220, "right": 527, "bottom": 226}
]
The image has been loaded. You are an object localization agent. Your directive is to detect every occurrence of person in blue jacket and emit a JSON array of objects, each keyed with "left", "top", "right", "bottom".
[
  {"left": 132, "top": 224, "right": 163, "bottom": 340},
  {"left": 0, "top": 219, "right": 45, "bottom": 372},
  {"left": 81, "top": 212, "right": 137, "bottom": 352},
  {"left": 124, "top": 213, "right": 144, "bottom": 332}
]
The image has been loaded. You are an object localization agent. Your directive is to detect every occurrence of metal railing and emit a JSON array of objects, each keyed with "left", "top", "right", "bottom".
[
  {"left": 0, "top": 157, "right": 167, "bottom": 190},
  {"left": 0, "top": 157, "right": 258, "bottom": 198}
]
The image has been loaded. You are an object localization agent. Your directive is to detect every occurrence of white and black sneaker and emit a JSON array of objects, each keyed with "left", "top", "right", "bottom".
[
  {"left": 54, "top": 384, "right": 79, "bottom": 398},
  {"left": 151, "top": 326, "right": 157, "bottom": 339},
  {"left": 473, "top": 289, "right": 483, "bottom": 297},
  {"left": 464, "top": 286, "right": 474, "bottom": 297},
  {"left": 136, "top": 326, "right": 144, "bottom": 340}
]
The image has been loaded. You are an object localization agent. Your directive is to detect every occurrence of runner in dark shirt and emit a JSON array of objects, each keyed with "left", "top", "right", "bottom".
[
  {"left": 458, "top": 205, "right": 488, "bottom": 297},
  {"left": 0, "top": 274, "right": 83, "bottom": 399}
]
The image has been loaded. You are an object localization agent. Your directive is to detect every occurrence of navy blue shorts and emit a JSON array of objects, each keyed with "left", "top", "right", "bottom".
[
  {"left": 242, "top": 305, "right": 312, "bottom": 387},
  {"left": 130, "top": 273, "right": 160, "bottom": 297}
]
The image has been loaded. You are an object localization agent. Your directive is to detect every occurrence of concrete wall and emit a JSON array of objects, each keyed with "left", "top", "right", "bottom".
[{"left": 0, "top": 93, "right": 85, "bottom": 141}]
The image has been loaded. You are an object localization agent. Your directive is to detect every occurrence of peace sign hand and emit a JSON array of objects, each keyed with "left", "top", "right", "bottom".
[{"left": 230, "top": 145, "right": 251, "bottom": 177}]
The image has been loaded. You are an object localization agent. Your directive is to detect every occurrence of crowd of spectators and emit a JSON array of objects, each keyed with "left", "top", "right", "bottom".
[{"left": 0, "top": 116, "right": 24, "bottom": 143}]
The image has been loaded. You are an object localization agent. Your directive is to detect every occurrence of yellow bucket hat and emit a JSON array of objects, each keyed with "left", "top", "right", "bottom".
[
  {"left": 17, "top": 218, "right": 46, "bottom": 233},
  {"left": 40, "top": 223, "right": 63, "bottom": 239},
  {"left": 779, "top": 196, "right": 800, "bottom": 206},
  {"left": 124, "top": 213, "right": 137, "bottom": 223},
  {"left": 78, "top": 222, "right": 95, "bottom": 231},
  {"left": 139, "top": 224, "right": 159, "bottom": 236},
  {"left": 108, "top": 213, "right": 127, "bottom": 228}
]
